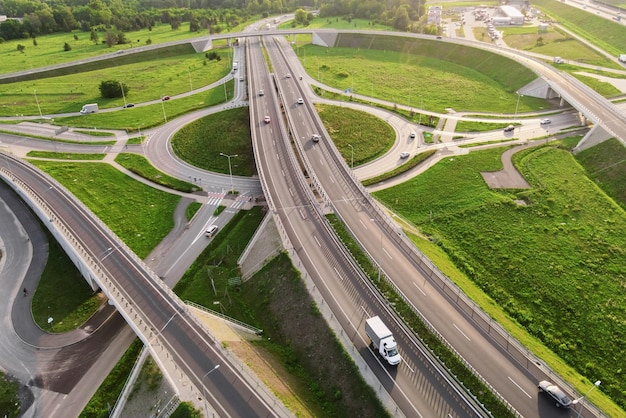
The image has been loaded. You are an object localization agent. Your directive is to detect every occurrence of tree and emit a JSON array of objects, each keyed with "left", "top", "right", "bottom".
[
  {"left": 99, "top": 80, "right": 130, "bottom": 99},
  {"left": 104, "top": 30, "right": 117, "bottom": 47},
  {"left": 392, "top": 6, "right": 411, "bottom": 31},
  {"left": 17, "top": 44, "right": 25, "bottom": 53},
  {"left": 90, "top": 29, "right": 99, "bottom": 44},
  {"left": 32, "top": 37, "right": 37, "bottom": 46},
  {"left": 63, "top": 42, "right": 71, "bottom": 51}
]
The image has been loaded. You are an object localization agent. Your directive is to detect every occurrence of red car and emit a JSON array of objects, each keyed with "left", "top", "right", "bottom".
[{"left": 162, "top": 96, "right": 170, "bottom": 101}]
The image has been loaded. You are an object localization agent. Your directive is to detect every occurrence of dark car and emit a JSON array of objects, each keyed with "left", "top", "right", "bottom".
[
  {"left": 122, "top": 103, "right": 135, "bottom": 108},
  {"left": 504, "top": 125, "right": 515, "bottom": 133},
  {"left": 162, "top": 96, "right": 170, "bottom": 101},
  {"left": 538, "top": 380, "right": 572, "bottom": 408}
]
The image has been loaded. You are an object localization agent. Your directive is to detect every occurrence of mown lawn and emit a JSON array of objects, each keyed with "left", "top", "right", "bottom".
[
  {"left": 576, "top": 138, "right": 626, "bottom": 208},
  {"left": 170, "top": 107, "right": 254, "bottom": 176},
  {"left": 300, "top": 39, "right": 550, "bottom": 113},
  {"left": 315, "top": 104, "right": 395, "bottom": 166},
  {"left": 1, "top": 47, "right": 230, "bottom": 116},
  {"left": 533, "top": 0, "right": 626, "bottom": 57},
  {"left": 374, "top": 143, "right": 626, "bottom": 413},
  {"left": 29, "top": 161, "right": 180, "bottom": 259}
]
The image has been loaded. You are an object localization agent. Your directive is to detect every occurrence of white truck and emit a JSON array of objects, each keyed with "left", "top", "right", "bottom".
[
  {"left": 80, "top": 103, "right": 98, "bottom": 114},
  {"left": 365, "top": 316, "right": 401, "bottom": 365},
  {"left": 233, "top": 61, "right": 238, "bottom": 71},
  {"left": 619, "top": 54, "right": 626, "bottom": 63}
]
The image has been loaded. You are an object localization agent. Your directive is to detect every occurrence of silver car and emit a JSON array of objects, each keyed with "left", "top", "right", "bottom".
[{"left": 538, "top": 380, "right": 572, "bottom": 408}]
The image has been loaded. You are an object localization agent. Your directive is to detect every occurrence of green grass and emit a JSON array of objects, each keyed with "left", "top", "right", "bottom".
[
  {"left": 455, "top": 120, "right": 515, "bottom": 133},
  {"left": 502, "top": 26, "right": 616, "bottom": 67},
  {"left": 31, "top": 234, "right": 102, "bottom": 333},
  {"left": 570, "top": 73, "right": 622, "bottom": 97},
  {"left": 0, "top": 46, "right": 231, "bottom": 117},
  {"left": 284, "top": 17, "right": 394, "bottom": 31},
  {"left": 374, "top": 143, "right": 626, "bottom": 414},
  {"left": 26, "top": 151, "right": 106, "bottom": 160},
  {"left": 533, "top": 0, "right": 626, "bottom": 57},
  {"left": 186, "top": 202, "right": 202, "bottom": 222},
  {"left": 314, "top": 104, "right": 395, "bottom": 166},
  {"left": 213, "top": 205, "right": 226, "bottom": 216},
  {"left": 73, "top": 130, "right": 115, "bottom": 137},
  {"left": 576, "top": 138, "right": 626, "bottom": 209},
  {"left": 300, "top": 37, "right": 551, "bottom": 113},
  {"left": 53, "top": 80, "right": 233, "bottom": 131},
  {"left": 170, "top": 107, "right": 254, "bottom": 176},
  {"left": 29, "top": 161, "right": 180, "bottom": 259},
  {"left": 0, "top": 21, "right": 239, "bottom": 75},
  {"left": 362, "top": 150, "right": 437, "bottom": 186},
  {"left": 114, "top": 153, "right": 198, "bottom": 193},
  {"left": 0, "top": 372, "right": 20, "bottom": 418},
  {"left": 79, "top": 339, "right": 143, "bottom": 418}
]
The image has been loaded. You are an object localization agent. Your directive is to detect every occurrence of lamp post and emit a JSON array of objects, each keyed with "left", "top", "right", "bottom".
[
  {"left": 573, "top": 380, "right": 600, "bottom": 418},
  {"left": 160, "top": 96, "right": 167, "bottom": 123},
  {"left": 220, "top": 153, "right": 238, "bottom": 194},
  {"left": 514, "top": 92, "right": 523, "bottom": 121},
  {"left": 347, "top": 144, "right": 354, "bottom": 169},
  {"left": 418, "top": 96, "right": 423, "bottom": 126},
  {"left": 34, "top": 89, "right": 43, "bottom": 118},
  {"left": 202, "top": 364, "right": 220, "bottom": 418},
  {"left": 120, "top": 82, "right": 127, "bottom": 108},
  {"left": 188, "top": 69, "right": 193, "bottom": 92}
]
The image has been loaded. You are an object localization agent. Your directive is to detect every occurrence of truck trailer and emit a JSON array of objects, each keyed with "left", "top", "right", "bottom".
[
  {"left": 80, "top": 103, "right": 98, "bottom": 114},
  {"left": 619, "top": 54, "right": 626, "bottom": 64},
  {"left": 365, "top": 316, "right": 401, "bottom": 365}
]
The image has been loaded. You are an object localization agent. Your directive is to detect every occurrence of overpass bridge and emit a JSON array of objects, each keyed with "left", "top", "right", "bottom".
[{"left": 0, "top": 154, "right": 290, "bottom": 417}]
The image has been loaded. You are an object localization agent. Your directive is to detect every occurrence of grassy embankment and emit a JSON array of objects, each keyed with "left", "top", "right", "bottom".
[
  {"left": 174, "top": 207, "right": 389, "bottom": 418},
  {"left": 300, "top": 34, "right": 550, "bottom": 114},
  {"left": 533, "top": 0, "right": 626, "bottom": 58},
  {"left": 114, "top": 153, "right": 198, "bottom": 193},
  {"left": 374, "top": 140, "right": 626, "bottom": 415}
]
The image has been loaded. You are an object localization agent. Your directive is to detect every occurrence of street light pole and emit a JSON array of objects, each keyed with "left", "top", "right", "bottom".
[
  {"left": 418, "top": 96, "right": 423, "bottom": 126},
  {"left": 120, "top": 82, "right": 127, "bottom": 108},
  {"left": 202, "top": 364, "right": 220, "bottom": 418},
  {"left": 514, "top": 92, "right": 522, "bottom": 122},
  {"left": 220, "top": 152, "right": 238, "bottom": 194},
  {"left": 34, "top": 89, "right": 43, "bottom": 118},
  {"left": 573, "top": 380, "right": 601, "bottom": 418},
  {"left": 347, "top": 144, "right": 353, "bottom": 169}
]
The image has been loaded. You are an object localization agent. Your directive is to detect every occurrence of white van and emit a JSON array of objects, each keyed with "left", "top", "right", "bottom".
[{"left": 206, "top": 225, "right": 219, "bottom": 237}]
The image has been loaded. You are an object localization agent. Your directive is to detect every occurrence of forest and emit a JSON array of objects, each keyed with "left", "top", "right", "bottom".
[{"left": 0, "top": 0, "right": 424, "bottom": 41}]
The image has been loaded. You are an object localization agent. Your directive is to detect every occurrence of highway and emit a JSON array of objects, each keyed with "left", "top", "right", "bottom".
[
  {"left": 1, "top": 26, "right": 620, "bottom": 417},
  {"left": 0, "top": 155, "right": 283, "bottom": 418}
]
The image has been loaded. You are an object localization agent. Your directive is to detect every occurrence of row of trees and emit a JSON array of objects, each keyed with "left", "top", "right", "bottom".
[{"left": 0, "top": 0, "right": 426, "bottom": 42}]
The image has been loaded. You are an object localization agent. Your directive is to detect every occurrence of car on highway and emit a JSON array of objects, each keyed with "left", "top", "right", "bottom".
[
  {"left": 259, "top": 89, "right": 264, "bottom": 96},
  {"left": 503, "top": 125, "right": 515, "bottom": 133},
  {"left": 239, "top": 76, "right": 244, "bottom": 82},
  {"left": 162, "top": 96, "right": 170, "bottom": 101},
  {"left": 122, "top": 103, "right": 135, "bottom": 108},
  {"left": 400, "top": 151, "right": 410, "bottom": 159},
  {"left": 205, "top": 225, "right": 219, "bottom": 238},
  {"left": 297, "top": 98, "right": 304, "bottom": 104},
  {"left": 409, "top": 132, "right": 416, "bottom": 139},
  {"left": 538, "top": 380, "right": 572, "bottom": 408},
  {"left": 311, "top": 134, "right": 320, "bottom": 143},
  {"left": 264, "top": 115, "right": 271, "bottom": 124},
  {"left": 540, "top": 119, "right": 552, "bottom": 125},
  {"left": 286, "top": 73, "right": 291, "bottom": 78}
]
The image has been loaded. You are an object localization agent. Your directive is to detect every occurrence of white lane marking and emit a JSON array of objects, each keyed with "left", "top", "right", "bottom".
[
  {"left": 453, "top": 323, "right": 471, "bottom": 341},
  {"left": 382, "top": 247, "right": 392, "bottom": 259},
  {"left": 289, "top": 188, "right": 294, "bottom": 197},
  {"left": 281, "top": 169, "right": 285, "bottom": 177},
  {"left": 508, "top": 376, "right": 532, "bottom": 399},
  {"left": 329, "top": 175, "right": 335, "bottom": 184},
  {"left": 314, "top": 235, "right": 321, "bottom": 247},
  {"left": 359, "top": 219, "right": 368, "bottom": 230},
  {"left": 413, "top": 282, "right": 426, "bottom": 296},
  {"left": 276, "top": 153, "right": 279, "bottom": 160},
  {"left": 334, "top": 267, "right": 343, "bottom": 281}
]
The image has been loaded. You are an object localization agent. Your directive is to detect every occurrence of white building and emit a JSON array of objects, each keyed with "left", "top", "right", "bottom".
[{"left": 499, "top": 5, "right": 525, "bottom": 25}]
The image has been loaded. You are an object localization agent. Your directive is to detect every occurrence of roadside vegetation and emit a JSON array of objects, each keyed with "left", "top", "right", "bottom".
[
  {"left": 26, "top": 151, "right": 106, "bottom": 160},
  {"left": 31, "top": 234, "right": 103, "bottom": 332},
  {"left": 314, "top": 104, "right": 395, "bottom": 166},
  {"left": 374, "top": 140, "right": 626, "bottom": 414},
  {"left": 532, "top": 0, "right": 626, "bottom": 58},
  {"left": 501, "top": 25, "right": 616, "bottom": 67},
  {"left": 173, "top": 208, "right": 389, "bottom": 417},
  {"left": 79, "top": 339, "right": 143, "bottom": 418},
  {"left": 29, "top": 161, "right": 180, "bottom": 259},
  {"left": 0, "top": 372, "right": 20, "bottom": 418},
  {"left": 0, "top": 44, "right": 230, "bottom": 117},
  {"left": 300, "top": 34, "right": 550, "bottom": 114},
  {"left": 171, "top": 107, "right": 255, "bottom": 176},
  {"left": 362, "top": 150, "right": 437, "bottom": 186},
  {"left": 114, "top": 153, "right": 198, "bottom": 193}
]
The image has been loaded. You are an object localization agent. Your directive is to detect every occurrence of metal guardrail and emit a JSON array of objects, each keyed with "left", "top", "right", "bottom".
[{"left": 184, "top": 300, "right": 263, "bottom": 335}]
